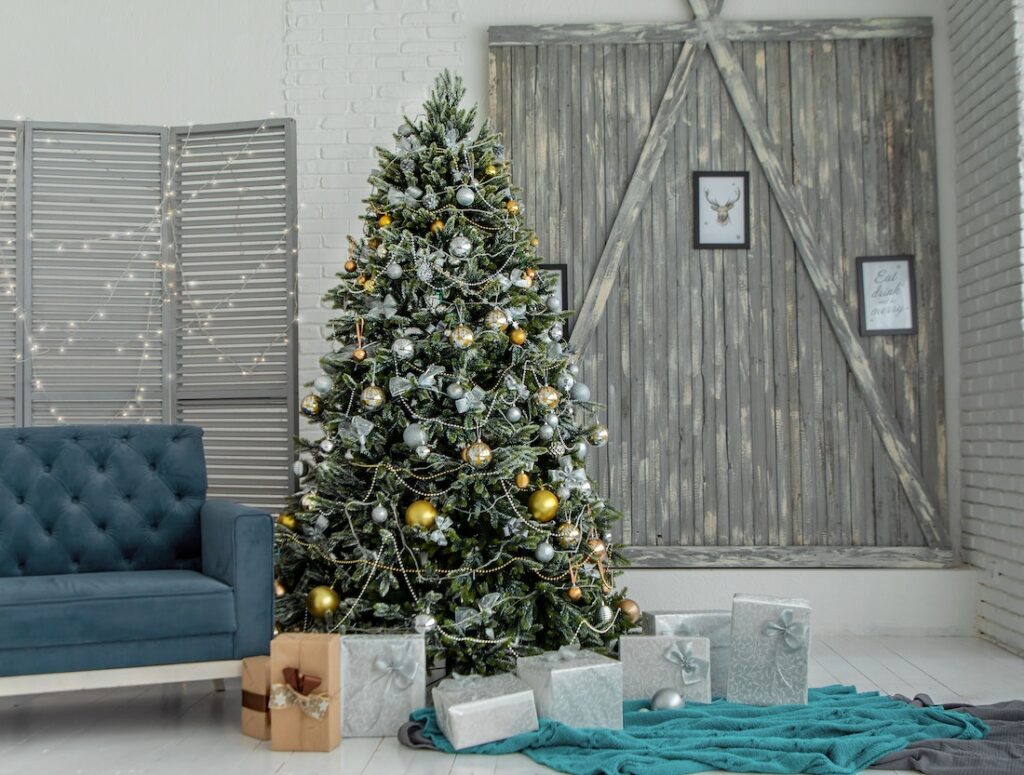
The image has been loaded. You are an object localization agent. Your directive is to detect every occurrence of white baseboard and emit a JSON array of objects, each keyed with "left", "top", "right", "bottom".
[{"left": 0, "top": 659, "right": 243, "bottom": 698}]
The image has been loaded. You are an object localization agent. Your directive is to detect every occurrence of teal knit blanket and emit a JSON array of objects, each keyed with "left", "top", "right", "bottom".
[{"left": 410, "top": 685, "right": 987, "bottom": 774}]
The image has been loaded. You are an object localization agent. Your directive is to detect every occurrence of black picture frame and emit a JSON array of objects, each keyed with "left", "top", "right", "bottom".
[
  {"left": 855, "top": 255, "right": 918, "bottom": 336},
  {"left": 692, "top": 170, "right": 751, "bottom": 249},
  {"left": 539, "top": 263, "right": 571, "bottom": 334}
]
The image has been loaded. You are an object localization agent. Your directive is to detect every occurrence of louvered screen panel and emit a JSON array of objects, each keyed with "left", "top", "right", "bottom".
[
  {"left": 0, "top": 124, "right": 17, "bottom": 426},
  {"left": 172, "top": 120, "right": 296, "bottom": 512},
  {"left": 28, "top": 125, "right": 164, "bottom": 425}
]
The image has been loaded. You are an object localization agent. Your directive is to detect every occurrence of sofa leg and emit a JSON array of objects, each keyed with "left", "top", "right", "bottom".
[{"left": 212, "top": 678, "right": 226, "bottom": 693}]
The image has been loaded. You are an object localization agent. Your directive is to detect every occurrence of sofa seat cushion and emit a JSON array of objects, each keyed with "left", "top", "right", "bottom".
[{"left": 0, "top": 569, "right": 236, "bottom": 650}]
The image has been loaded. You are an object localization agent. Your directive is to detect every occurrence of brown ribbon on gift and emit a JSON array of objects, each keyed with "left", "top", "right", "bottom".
[
  {"left": 283, "top": 666, "right": 322, "bottom": 695},
  {"left": 269, "top": 666, "right": 330, "bottom": 721},
  {"left": 242, "top": 689, "right": 269, "bottom": 713}
]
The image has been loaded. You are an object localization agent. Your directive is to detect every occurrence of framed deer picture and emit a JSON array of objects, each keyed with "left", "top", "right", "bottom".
[{"left": 693, "top": 171, "right": 750, "bottom": 249}]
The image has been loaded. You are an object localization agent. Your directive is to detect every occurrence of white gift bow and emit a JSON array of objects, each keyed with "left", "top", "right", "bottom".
[{"left": 663, "top": 642, "right": 709, "bottom": 686}]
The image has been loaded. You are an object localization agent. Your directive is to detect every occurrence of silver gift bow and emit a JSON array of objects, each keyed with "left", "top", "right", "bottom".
[
  {"left": 455, "top": 385, "right": 487, "bottom": 414},
  {"left": 387, "top": 186, "right": 423, "bottom": 208},
  {"left": 366, "top": 293, "right": 399, "bottom": 319},
  {"left": 268, "top": 682, "right": 330, "bottom": 720},
  {"left": 371, "top": 641, "right": 420, "bottom": 693},
  {"left": 389, "top": 364, "right": 444, "bottom": 397},
  {"left": 504, "top": 374, "right": 530, "bottom": 400},
  {"left": 663, "top": 642, "right": 709, "bottom": 686},
  {"left": 338, "top": 416, "right": 374, "bottom": 452},
  {"left": 549, "top": 456, "right": 589, "bottom": 491},
  {"left": 762, "top": 609, "right": 808, "bottom": 653}
]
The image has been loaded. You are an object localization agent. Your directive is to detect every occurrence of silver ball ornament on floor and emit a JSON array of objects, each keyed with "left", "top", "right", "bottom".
[
  {"left": 534, "top": 542, "right": 555, "bottom": 562},
  {"left": 385, "top": 261, "right": 403, "bottom": 279},
  {"left": 391, "top": 337, "right": 414, "bottom": 359},
  {"left": 446, "top": 382, "right": 465, "bottom": 400},
  {"left": 449, "top": 235, "right": 472, "bottom": 258},
  {"left": 650, "top": 688, "right": 684, "bottom": 711},
  {"left": 506, "top": 406, "right": 522, "bottom": 422},
  {"left": 571, "top": 382, "right": 591, "bottom": 402},
  {"left": 403, "top": 422, "right": 427, "bottom": 449},
  {"left": 313, "top": 375, "right": 332, "bottom": 395},
  {"left": 371, "top": 505, "right": 388, "bottom": 524},
  {"left": 455, "top": 186, "right": 476, "bottom": 207}
]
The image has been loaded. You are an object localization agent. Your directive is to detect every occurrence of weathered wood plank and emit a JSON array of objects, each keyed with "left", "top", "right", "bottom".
[
  {"left": 488, "top": 18, "right": 933, "bottom": 46},
  {"left": 692, "top": 0, "right": 948, "bottom": 546},
  {"left": 621, "top": 545, "right": 956, "bottom": 569},
  {"left": 614, "top": 44, "right": 632, "bottom": 547}
]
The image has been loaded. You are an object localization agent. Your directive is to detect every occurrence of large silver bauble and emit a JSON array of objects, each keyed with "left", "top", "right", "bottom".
[
  {"left": 555, "top": 372, "right": 575, "bottom": 391},
  {"left": 534, "top": 542, "right": 555, "bottom": 562},
  {"left": 506, "top": 406, "right": 522, "bottom": 422},
  {"left": 545, "top": 413, "right": 559, "bottom": 428},
  {"left": 574, "top": 441, "right": 589, "bottom": 460},
  {"left": 455, "top": 186, "right": 476, "bottom": 207},
  {"left": 549, "top": 323, "right": 564, "bottom": 341},
  {"left": 320, "top": 439, "right": 335, "bottom": 453},
  {"left": 538, "top": 424, "right": 554, "bottom": 441},
  {"left": 403, "top": 422, "right": 427, "bottom": 449},
  {"left": 651, "top": 688, "right": 684, "bottom": 711},
  {"left": 391, "top": 337, "right": 414, "bottom": 359},
  {"left": 449, "top": 235, "right": 472, "bottom": 258},
  {"left": 313, "top": 375, "right": 332, "bottom": 395},
  {"left": 571, "top": 382, "right": 591, "bottom": 402},
  {"left": 371, "top": 505, "right": 388, "bottom": 524},
  {"left": 546, "top": 294, "right": 562, "bottom": 312},
  {"left": 446, "top": 382, "right": 465, "bottom": 400},
  {"left": 385, "top": 261, "right": 403, "bottom": 279},
  {"left": 413, "top": 612, "right": 436, "bottom": 633}
]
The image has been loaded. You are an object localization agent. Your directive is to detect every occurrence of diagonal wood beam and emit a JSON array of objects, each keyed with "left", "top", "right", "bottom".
[
  {"left": 687, "top": 0, "right": 947, "bottom": 546},
  {"left": 568, "top": 0, "right": 723, "bottom": 353}
]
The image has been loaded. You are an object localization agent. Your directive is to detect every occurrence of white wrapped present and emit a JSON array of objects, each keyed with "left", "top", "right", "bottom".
[
  {"left": 339, "top": 633, "right": 426, "bottom": 737},
  {"left": 619, "top": 635, "right": 711, "bottom": 703},
  {"left": 432, "top": 672, "right": 539, "bottom": 750},
  {"left": 641, "top": 610, "right": 731, "bottom": 698},
  {"left": 516, "top": 645, "right": 623, "bottom": 729},
  {"left": 727, "top": 593, "right": 811, "bottom": 706}
]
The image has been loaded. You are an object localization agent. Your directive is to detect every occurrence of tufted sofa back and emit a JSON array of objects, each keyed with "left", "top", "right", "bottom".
[{"left": 0, "top": 425, "right": 208, "bottom": 578}]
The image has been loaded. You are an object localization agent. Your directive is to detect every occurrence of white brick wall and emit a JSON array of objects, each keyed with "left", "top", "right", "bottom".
[
  {"left": 949, "top": 0, "right": 1024, "bottom": 655},
  {"left": 283, "top": 0, "right": 464, "bottom": 389}
]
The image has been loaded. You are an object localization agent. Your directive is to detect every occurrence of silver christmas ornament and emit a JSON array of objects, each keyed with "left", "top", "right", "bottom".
[
  {"left": 568, "top": 363, "right": 580, "bottom": 376},
  {"left": 506, "top": 406, "right": 522, "bottom": 422},
  {"left": 549, "top": 323, "right": 564, "bottom": 341},
  {"left": 320, "top": 439, "right": 335, "bottom": 453},
  {"left": 371, "top": 505, "right": 388, "bottom": 524},
  {"left": 403, "top": 422, "right": 427, "bottom": 449},
  {"left": 603, "top": 531, "right": 614, "bottom": 543},
  {"left": 589, "top": 425, "right": 610, "bottom": 447},
  {"left": 391, "top": 337, "right": 414, "bottom": 359},
  {"left": 651, "top": 688, "right": 684, "bottom": 711},
  {"left": 556, "top": 372, "right": 575, "bottom": 391},
  {"left": 415, "top": 444, "right": 431, "bottom": 459},
  {"left": 571, "top": 382, "right": 591, "bottom": 402},
  {"left": 292, "top": 460, "right": 307, "bottom": 476},
  {"left": 574, "top": 441, "right": 589, "bottom": 460},
  {"left": 556, "top": 485, "right": 571, "bottom": 501},
  {"left": 449, "top": 234, "right": 472, "bottom": 258},
  {"left": 534, "top": 542, "right": 555, "bottom": 562},
  {"left": 545, "top": 413, "right": 559, "bottom": 428},
  {"left": 446, "top": 382, "right": 465, "bottom": 400},
  {"left": 413, "top": 612, "right": 437, "bottom": 633},
  {"left": 455, "top": 186, "right": 476, "bottom": 207},
  {"left": 385, "top": 261, "right": 403, "bottom": 279},
  {"left": 397, "top": 123, "right": 413, "bottom": 137},
  {"left": 400, "top": 157, "right": 415, "bottom": 174},
  {"left": 546, "top": 294, "right": 562, "bottom": 312},
  {"left": 313, "top": 375, "right": 332, "bottom": 395},
  {"left": 538, "top": 424, "right": 554, "bottom": 441},
  {"left": 598, "top": 604, "right": 614, "bottom": 624}
]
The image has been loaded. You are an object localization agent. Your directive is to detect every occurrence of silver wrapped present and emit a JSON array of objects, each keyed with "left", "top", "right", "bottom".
[
  {"left": 727, "top": 593, "right": 811, "bottom": 706},
  {"left": 642, "top": 609, "right": 731, "bottom": 698},
  {"left": 516, "top": 645, "right": 623, "bottom": 729},
  {"left": 339, "top": 633, "right": 426, "bottom": 737},
  {"left": 619, "top": 635, "right": 711, "bottom": 703},
  {"left": 432, "top": 672, "right": 539, "bottom": 750}
]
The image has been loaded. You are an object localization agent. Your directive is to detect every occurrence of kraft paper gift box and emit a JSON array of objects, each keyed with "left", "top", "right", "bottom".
[
  {"left": 241, "top": 655, "right": 272, "bottom": 740},
  {"left": 339, "top": 633, "right": 426, "bottom": 738},
  {"left": 516, "top": 645, "right": 623, "bottom": 729},
  {"left": 432, "top": 673, "right": 539, "bottom": 750},
  {"left": 619, "top": 635, "right": 712, "bottom": 703},
  {"left": 269, "top": 633, "right": 341, "bottom": 752},
  {"left": 641, "top": 610, "right": 732, "bottom": 698},
  {"left": 727, "top": 593, "right": 811, "bottom": 706}
]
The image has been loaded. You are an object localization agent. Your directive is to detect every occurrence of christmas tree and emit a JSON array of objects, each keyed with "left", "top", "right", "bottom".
[{"left": 275, "top": 71, "right": 637, "bottom": 674}]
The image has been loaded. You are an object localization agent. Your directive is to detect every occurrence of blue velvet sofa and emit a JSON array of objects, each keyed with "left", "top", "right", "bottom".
[{"left": 0, "top": 424, "right": 273, "bottom": 679}]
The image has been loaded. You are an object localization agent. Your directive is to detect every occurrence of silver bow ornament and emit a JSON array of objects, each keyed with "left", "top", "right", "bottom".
[
  {"left": 455, "top": 385, "right": 487, "bottom": 414},
  {"left": 338, "top": 416, "right": 374, "bottom": 452},
  {"left": 429, "top": 515, "right": 453, "bottom": 546},
  {"left": 504, "top": 374, "right": 530, "bottom": 400},
  {"left": 387, "top": 186, "right": 423, "bottom": 208},
  {"left": 762, "top": 609, "right": 808, "bottom": 653},
  {"left": 549, "top": 456, "right": 589, "bottom": 491},
  {"left": 663, "top": 642, "right": 709, "bottom": 686},
  {"left": 389, "top": 364, "right": 444, "bottom": 397},
  {"left": 366, "top": 293, "right": 399, "bottom": 319}
]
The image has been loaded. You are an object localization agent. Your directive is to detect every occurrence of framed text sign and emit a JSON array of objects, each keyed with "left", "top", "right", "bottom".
[{"left": 856, "top": 255, "right": 918, "bottom": 336}]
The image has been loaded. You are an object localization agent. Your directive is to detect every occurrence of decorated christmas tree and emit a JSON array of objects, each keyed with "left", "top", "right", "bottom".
[{"left": 274, "top": 71, "right": 637, "bottom": 674}]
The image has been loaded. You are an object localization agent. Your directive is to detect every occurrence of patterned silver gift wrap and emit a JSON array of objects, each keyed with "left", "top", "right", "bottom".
[
  {"left": 516, "top": 645, "right": 623, "bottom": 729},
  {"left": 339, "top": 633, "right": 426, "bottom": 737},
  {"left": 619, "top": 635, "right": 712, "bottom": 703},
  {"left": 431, "top": 672, "right": 539, "bottom": 750},
  {"left": 641, "top": 610, "right": 732, "bottom": 698},
  {"left": 726, "top": 593, "right": 811, "bottom": 706}
]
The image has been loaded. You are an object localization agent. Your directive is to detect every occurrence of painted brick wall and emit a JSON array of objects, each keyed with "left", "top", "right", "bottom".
[
  {"left": 949, "top": 0, "right": 1024, "bottom": 654},
  {"left": 284, "top": 0, "right": 464, "bottom": 389}
]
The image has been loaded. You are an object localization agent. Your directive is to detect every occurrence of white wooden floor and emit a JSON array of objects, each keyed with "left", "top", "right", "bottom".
[{"left": 1, "top": 636, "right": 1022, "bottom": 775}]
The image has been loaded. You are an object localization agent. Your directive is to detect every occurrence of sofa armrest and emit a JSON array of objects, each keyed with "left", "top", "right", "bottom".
[{"left": 201, "top": 499, "right": 274, "bottom": 658}]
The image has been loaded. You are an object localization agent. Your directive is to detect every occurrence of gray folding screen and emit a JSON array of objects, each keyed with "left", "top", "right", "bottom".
[{"left": 0, "top": 118, "right": 297, "bottom": 511}]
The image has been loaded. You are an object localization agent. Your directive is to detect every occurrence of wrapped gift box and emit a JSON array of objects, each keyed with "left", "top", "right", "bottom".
[
  {"left": 641, "top": 610, "right": 731, "bottom": 698},
  {"left": 432, "top": 673, "right": 539, "bottom": 750},
  {"left": 516, "top": 646, "right": 623, "bottom": 729},
  {"left": 241, "top": 655, "right": 272, "bottom": 740},
  {"left": 270, "top": 633, "right": 341, "bottom": 752},
  {"left": 340, "top": 633, "right": 426, "bottom": 737},
  {"left": 727, "top": 593, "right": 811, "bottom": 706},
  {"left": 619, "top": 635, "right": 711, "bottom": 703}
]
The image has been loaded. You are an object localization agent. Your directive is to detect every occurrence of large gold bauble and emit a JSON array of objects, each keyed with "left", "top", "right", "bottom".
[
  {"left": 307, "top": 585, "right": 340, "bottom": 619},
  {"left": 430, "top": 219, "right": 446, "bottom": 234},
  {"left": 505, "top": 199, "right": 520, "bottom": 215},
  {"left": 450, "top": 324, "right": 475, "bottom": 349},
  {"left": 515, "top": 471, "right": 530, "bottom": 489},
  {"left": 276, "top": 512, "right": 297, "bottom": 531},
  {"left": 352, "top": 347, "right": 367, "bottom": 362},
  {"left": 484, "top": 163, "right": 499, "bottom": 177},
  {"left": 555, "top": 522, "right": 582, "bottom": 548},
  {"left": 360, "top": 385, "right": 386, "bottom": 410},
  {"left": 534, "top": 385, "right": 560, "bottom": 410},
  {"left": 527, "top": 489, "right": 560, "bottom": 523},
  {"left": 567, "top": 585, "right": 583, "bottom": 602},
  {"left": 465, "top": 440, "right": 493, "bottom": 468},
  {"left": 300, "top": 393, "right": 323, "bottom": 417},
  {"left": 587, "top": 538, "right": 608, "bottom": 560},
  {"left": 484, "top": 308, "right": 509, "bottom": 331},
  {"left": 509, "top": 328, "right": 527, "bottom": 346},
  {"left": 378, "top": 213, "right": 393, "bottom": 228},
  {"left": 404, "top": 499, "right": 438, "bottom": 529},
  {"left": 618, "top": 597, "right": 642, "bottom": 625},
  {"left": 344, "top": 259, "right": 357, "bottom": 273}
]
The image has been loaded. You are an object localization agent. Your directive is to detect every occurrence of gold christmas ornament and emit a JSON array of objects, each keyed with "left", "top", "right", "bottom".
[
  {"left": 300, "top": 393, "right": 323, "bottom": 417},
  {"left": 525, "top": 267, "right": 536, "bottom": 279},
  {"left": 515, "top": 471, "right": 531, "bottom": 489},
  {"left": 378, "top": 213, "right": 393, "bottom": 228},
  {"left": 484, "top": 308, "right": 509, "bottom": 331},
  {"left": 567, "top": 585, "right": 583, "bottom": 602},
  {"left": 352, "top": 317, "right": 367, "bottom": 362},
  {"left": 556, "top": 522, "right": 582, "bottom": 548},
  {"left": 527, "top": 489, "right": 560, "bottom": 522},
  {"left": 344, "top": 259, "right": 357, "bottom": 273},
  {"left": 404, "top": 499, "right": 438, "bottom": 529},
  {"left": 307, "top": 585, "right": 340, "bottom": 619},
  {"left": 276, "top": 512, "right": 297, "bottom": 531},
  {"left": 484, "top": 163, "right": 499, "bottom": 177},
  {"left": 534, "top": 385, "right": 560, "bottom": 410},
  {"left": 274, "top": 579, "right": 287, "bottom": 598},
  {"left": 520, "top": 273, "right": 534, "bottom": 289},
  {"left": 352, "top": 347, "right": 367, "bottom": 362},
  {"left": 465, "top": 440, "right": 493, "bottom": 468},
  {"left": 430, "top": 219, "right": 445, "bottom": 234},
  {"left": 589, "top": 425, "right": 610, "bottom": 447},
  {"left": 368, "top": 238, "right": 380, "bottom": 249},
  {"left": 363, "top": 277, "right": 376, "bottom": 293},
  {"left": 505, "top": 199, "right": 520, "bottom": 215},
  {"left": 356, "top": 275, "right": 367, "bottom": 286},
  {"left": 509, "top": 328, "right": 527, "bottom": 346},
  {"left": 618, "top": 598, "right": 642, "bottom": 625},
  {"left": 587, "top": 538, "right": 608, "bottom": 561},
  {"left": 360, "top": 384, "right": 386, "bottom": 410},
  {"left": 530, "top": 235, "right": 540, "bottom": 247},
  {"left": 450, "top": 324, "right": 475, "bottom": 349}
]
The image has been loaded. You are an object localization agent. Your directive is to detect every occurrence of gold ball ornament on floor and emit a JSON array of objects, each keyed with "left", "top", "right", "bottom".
[
  {"left": 344, "top": 259, "right": 357, "bottom": 273},
  {"left": 484, "top": 163, "right": 499, "bottom": 177},
  {"left": 618, "top": 598, "right": 642, "bottom": 625},
  {"left": 465, "top": 440, "right": 493, "bottom": 468},
  {"left": 505, "top": 199, "right": 520, "bottom": 215},
  {"left": 430, "top": 219, "right": 445, "bottom": 234},
  {"left": 352, "top": 347, "right": 367, "bottom": 362},
  {"left": 534, "top": 385, "right": 560, "bottom": 410},
  {"left": 586, "top": 538, "right": 608, "bottom": 561},
  {"left": 307, "top": 585, "right": 340, "bottom": 619},
  {"left": 509, "top": 328, "right": 527, "bottom": 346},
  {"left": 404, "top": 499, "right": 438, "bottom": 529},
  {"left": 300, "top": 393, "right": 323, "bottom": 417},
  {"left": 484, "top": 308, "right": 509, "bottom": 331},
  {"left": 276, "top": 512, "right": 297, "bottom": 531},
  {"left": 360, "top": 384, "right": 386, "bottom": 410},
  {"left": 515, "top": 471, "right": 530, "bottom": 489},
  {"left": 450, "top": 324, "right": 475, "bottom": 349},
  {"left": 527, "top": 489, "right": 560, "bottom": 522},
  {"left": 556, "top": 522, "right": 582, "bottom": 548},
  {"left": 567, "top": 586, "right": 583, "bottom": 602},
  {"left": 378, "top": 213, "right": 393, "bottom": 228}
]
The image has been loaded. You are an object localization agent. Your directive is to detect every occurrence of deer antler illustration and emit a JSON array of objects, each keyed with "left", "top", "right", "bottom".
[{"left": 705, "top": 185, "right": 742, "bottom": 225}]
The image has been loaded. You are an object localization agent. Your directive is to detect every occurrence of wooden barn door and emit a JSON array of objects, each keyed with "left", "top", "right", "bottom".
[{"left": 489, "top": 17, "right": 949, "bottom": 567}]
